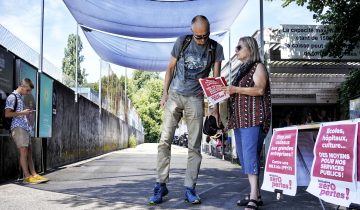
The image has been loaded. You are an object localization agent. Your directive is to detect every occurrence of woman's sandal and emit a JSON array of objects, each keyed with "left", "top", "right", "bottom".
[
  {"left": 237, "top": 195, "right": 263, "bottom": 206},
  {"left": 245, "top": 199, "right": 259, "bottom": 210}
]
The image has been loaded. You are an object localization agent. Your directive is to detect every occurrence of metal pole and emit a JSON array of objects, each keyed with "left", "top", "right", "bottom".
[
  {"left": 227, "top": 29, "right": 233, "bottom": 163},
  {"left": 75, "top": 24, "right": 79, "bottom": 102},
  {"left": 125, "top": 67, "right": 127, "bottom": 98},
  {"left": 228, "top": 30, "right": 232, "bottom": 83},
  {"left": 107, "top": 64, "right": 110, "bottom": 110},
  {"left": 260, "top": 0, "right": 265, "bottom": 61},
  {"left": 37, "top": 0, "right": 45, "bottom": 172},
  {"left": 99, "top": 59, "right": 102, "bottom": 114},
  {"left": 221, "top": 134, "right": 225, "bottom": 160},
  {"left": 36, "top": 0, "right": 45, "bottom": 135}
]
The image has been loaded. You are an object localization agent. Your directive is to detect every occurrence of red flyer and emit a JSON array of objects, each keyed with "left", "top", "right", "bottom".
[
  {"left": 261, "top": 127, "right": 298, "bottom": 196},
  {"left": 307, "top": 121, "right": 358, "bottom": 207},
  {"left": 199, "top": 77, "right": 229, "bottom": 105}
]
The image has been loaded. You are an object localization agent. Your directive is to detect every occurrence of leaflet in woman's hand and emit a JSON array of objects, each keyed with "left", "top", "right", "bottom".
[{"left": 199, "top": 77, "right": 229, "bottom": 105}]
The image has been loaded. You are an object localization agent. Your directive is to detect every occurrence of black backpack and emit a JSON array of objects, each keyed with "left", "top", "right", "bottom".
[
  {"left": 1, "top": 93, "right": 18, "bottom": 131},
  {"left": 176, "top": 35, "right": 218, "bottom": 70}
]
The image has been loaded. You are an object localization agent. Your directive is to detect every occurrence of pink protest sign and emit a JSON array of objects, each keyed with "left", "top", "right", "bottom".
[
  {"left": 307, "top": 121, "right": 358, "bottom": 207},
  {"left": 261, "top": 127, "right": 298, "bottom": 196},
  {"left": 312, "top": 124, "right": 356, "bottom": 182}
]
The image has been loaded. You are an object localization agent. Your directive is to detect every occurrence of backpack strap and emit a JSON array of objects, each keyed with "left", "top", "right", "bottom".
[
  {"left": 14, "top": 94, "right": 17, "bottom": 112},
  {"left": 12, "top": 93, "right": 18, "bottom": 112},
  {"left": 205, "top": 39, "right": 217, "bottom": 70},
  {"left": 209, "top": 39, "right": 217, "bottom": 67},
  {"left": 174, "top": 35, "right": 192, "bottom": 79},
  {"left": 177, "top": 35, "right": 192, "bottom": 60}
]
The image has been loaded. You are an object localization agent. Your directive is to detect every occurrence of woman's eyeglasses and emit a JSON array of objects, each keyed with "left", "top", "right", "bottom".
[{"left": 235, "top": 45, "right": 242, "bottom": 51}]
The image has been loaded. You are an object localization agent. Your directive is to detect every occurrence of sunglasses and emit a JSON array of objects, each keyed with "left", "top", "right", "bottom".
[
  {"left": 235, "top": 45, "right": 242, "bottom": 51},
  {"left": 193, "top": 33, "right": 210, "bottom": 40}
]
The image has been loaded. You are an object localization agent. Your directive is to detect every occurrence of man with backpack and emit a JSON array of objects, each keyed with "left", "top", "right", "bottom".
[
  {"left": 149, "top": 15, "right": 224, "bottom": 204},
  {"left": 4, "top": 78, "right": 48, "bottom": 184}
]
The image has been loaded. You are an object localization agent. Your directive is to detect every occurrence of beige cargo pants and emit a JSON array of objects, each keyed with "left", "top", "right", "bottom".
[{"left": 156, "top": 91, "right": 204, "bottom": 188}]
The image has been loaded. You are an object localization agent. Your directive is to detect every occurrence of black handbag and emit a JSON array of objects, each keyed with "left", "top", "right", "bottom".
[{"left": 203, "top": 115, "right": 219, "bottom": 136}]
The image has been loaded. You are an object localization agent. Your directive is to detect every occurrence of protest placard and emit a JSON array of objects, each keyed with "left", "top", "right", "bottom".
[
  {"left": 261, "top": 127, "right": 298, "bottom": 196},
  {"left": 307, "top": 121, "right": 358, "bottom": 207}
]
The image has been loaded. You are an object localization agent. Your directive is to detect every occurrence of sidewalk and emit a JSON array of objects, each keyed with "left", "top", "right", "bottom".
[{"left": 0, "top": 143, "right": 338, "bottom": 210}]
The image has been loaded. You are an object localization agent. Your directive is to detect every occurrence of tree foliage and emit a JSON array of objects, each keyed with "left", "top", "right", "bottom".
[
  {"left": 339, "top": 69, "right": 360, "bottom": 117},
  {"left": 62, "top": 34, "right": 88, "bottom": 86},
  {"left": 132, "top": 71, "right": 160, "bottom": 90},
  {"left": 275, "top": 0, "right": 360, "bottom": 58},
  {"left": 128, "top": 71, "right": 163, "bottom": 143},
  {"left": 85, "top": 74, "right": 126, "bottom": 98}
]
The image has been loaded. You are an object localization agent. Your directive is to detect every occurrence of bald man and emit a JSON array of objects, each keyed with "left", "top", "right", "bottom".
[{"left": 149, "top": 15, "right": 224, "bottom": 205}]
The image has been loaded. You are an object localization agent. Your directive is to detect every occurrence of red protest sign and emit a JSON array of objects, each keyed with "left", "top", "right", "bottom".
[
  {"left": 312, "top": 124, "right": 357, "bottom": 182},
  {"left": 307, "top": 121, "right": 358, "bottom": 207},
  {"left": 265, "top": 129, "right": 297, "bottom": 175},
  {"left": 262, "top": 128, "right": 298, "bottom": 196}
]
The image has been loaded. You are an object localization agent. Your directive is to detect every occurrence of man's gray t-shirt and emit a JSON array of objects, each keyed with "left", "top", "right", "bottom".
[{"left": 170, "top": 35, "right": 225, "bottom": 96}]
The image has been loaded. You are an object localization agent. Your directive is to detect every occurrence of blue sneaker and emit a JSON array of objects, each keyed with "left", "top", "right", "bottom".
[
  {"left": 149, "top": 183, "right": 168, "bottom": 204},
  {"left": 185, "top": 187, "right": 201, "bottom": 204}
]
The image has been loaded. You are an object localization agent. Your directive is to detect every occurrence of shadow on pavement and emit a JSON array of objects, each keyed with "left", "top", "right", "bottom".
[{"left": 24, "top": 145, "right": 338, "bottom": 209}]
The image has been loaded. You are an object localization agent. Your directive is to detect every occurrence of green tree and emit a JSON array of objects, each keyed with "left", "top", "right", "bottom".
[
  {"left": 62, "top": 34, "right": 88, "bottom": 86},
  {"left": 84, "top": 82, "right": 99, "bottom": 92},
  {"left": 339, "top": 69, "right": 360, "bottom": 117},
  {"left": 99, "top": 73, "right": 126, "bottom": 114},
  {"left": 131, "top": 78, "right": 163, "bottom": 142},
  {"left": 132, "top": 71, "right": 160, "bottom": 90},
  {"left": 273, "top": 0, "right": 360, "bottom": 58},
  {"left": 84, "top": 75, "right": 126, "bottom": 95},
  {"left": 128, "top": 71, "right": 163, "bottom": 142}
]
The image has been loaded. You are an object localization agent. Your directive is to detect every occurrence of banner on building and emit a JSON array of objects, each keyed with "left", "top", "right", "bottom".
[
  {"left": 307, "top": 121, "right": 358, "bottom": 207},
  {"left": 280, "top": 24, "right": 360, "bottom": 60},
  {"left": 261, "top": 127, "right": 298, "bottom": 196}
]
